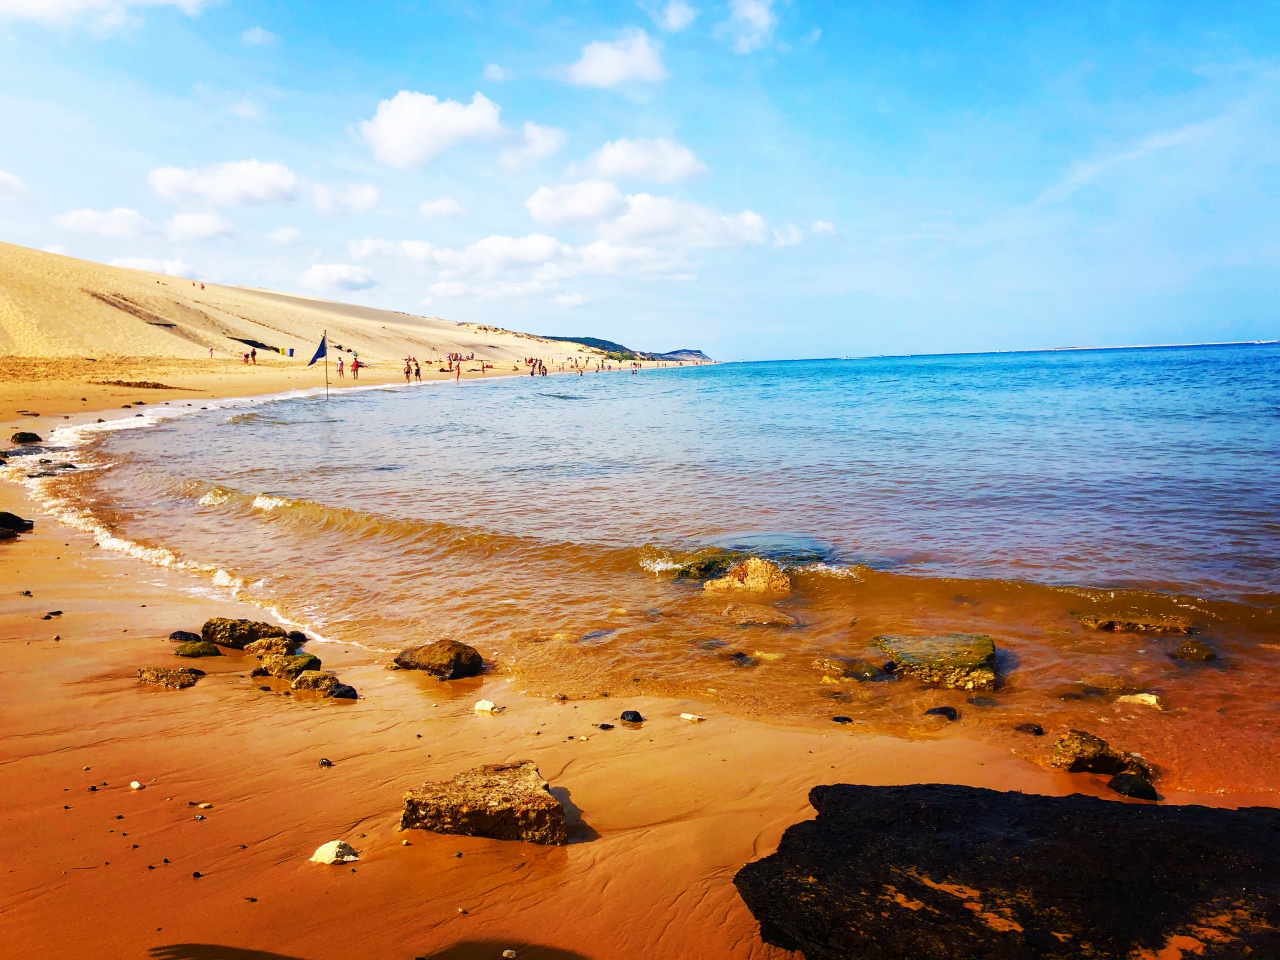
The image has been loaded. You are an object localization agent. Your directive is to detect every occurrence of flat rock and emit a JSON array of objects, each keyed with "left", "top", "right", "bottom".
[
  {"left": 244, "top": 635, "right": 302, "bottom": 658},
  {"left": 137, "top": 667, "right": 205, "bottom": 689},
  {"left": 173, "top": 640, "right": 221, "bottom": 658},
  {"left": 1051, "top": 730, "right": 1153, "bottom": 778},
  {"left": 201, "top": 617, "right": 288, "bottom": 650},
  {"left": 734, "top": 782, "right": 1280, "bottom": 960},
  {"left": 291, "top": 670, "right": 338, "bottom": 693},
  {"left": 873, "top": 634, "right": 997, "bottom": 690},
  {"left": 10, "top": 431, "right": 42, "bottom": 444},
  {"left": 667, "top": 546, "right": 745, "bottom": 580},
  {"left": 1172, "top": 638, "right": 1216, "bottom": 662},
  {"left": 257, "top": 653, "right": 321, "bottom": 681},
  {"left": 0, "top": 511, "right": 35, "bottom": 532},
  {"left": 393, "top": 639, "right": 484, "bottom": 679},
  {"left": 723, "top": 603, "right": 797, "bottom": 627},
  {"left": 704, "top": 558, "right": 791, "bottom": 593},
  {"left": 310, "top": 840, "right": 358, "bottom": 865},
  {"left": 1075, "top": 612, "right": 1193, "bottom": 634},
  {"left": 399, "top": 761, "right": 567, "bottom": 845}
]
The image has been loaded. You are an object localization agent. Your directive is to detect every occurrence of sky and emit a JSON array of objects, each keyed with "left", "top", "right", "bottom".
[{"left": 1, "top": 1, "right": 1279, "bottom": 360}]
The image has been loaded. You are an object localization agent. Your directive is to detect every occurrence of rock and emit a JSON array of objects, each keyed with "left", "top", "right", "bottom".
[
  {"left": 0, "top": 529, "right": 16, "bottom": 542},
  {"left": 309, "top": 840, "right": 359, "bottom": 865},
  {"left": 680, "top": 712, "right": 706, "bottom": 723},
  {"left": 873, "top": 634, "right": 997, "bottom": 690},
  {"left": 259, "top": 653, "right": 321, "bottom": 681},
  {"left": 1079, "top": 673, "right": 1137, "bottom": 696},
  {"left": 399, "top": 760, "right": 567, "bottom": 845},
  {"left": 925, "top": 706, "right": 958, "bottom": 721},
  {"left": 733, "top": 782, "right": 1280, "bottom": 960},
  {"left": 291, "top": 670, "right": 338, "bottom": 693},
  {"left": 1075, "top": 612, "right": 1193, "bottom": 634},
  {"left": 168, "top": 630, "right": 200, "bottom": 643},
  {"left": 1116, "top": 693, "right": 1163, "bottom": 709},
  {"left": 1172, "top": 638, "right": 1216, "bottom": 662},
  {"left": 474, "top": 699, "right": 501, "bottom": 714},
  {"left": 318, "top": 758, "right": 333, "bottom": 768},
  {"left": 1014, "top": 722, "right": 1045, "bottom": 736},
  {"left": 722, "top": 603, "right": 797, "bottom": 627},
  {"left": 1050, "top": 730, "right": 1153, "bottom": 778},
  {"left": 704, "top": 558, "right": 791, "bottom": 593},
  {"left": 620, "top": 710, "right": 644, "bottom": 723},
  {"left": 200, "top": 617, "right": 288, "bottom": 650},
  {"left": 10, "top": 431, "right": 42, "bottom": 444},
  {"left": 287, "top": 630, "right": 308, "bottom": 644},
  {"left": 243, "top": 635, "right": 301, "bottom": 657},
  {"left": 329, "top": 683, "right": 358, "bottom": 700},
  {"left": 664, "top": 546, "right": 746, "bottom": 580},
  {"left": 137, "top": 667, "right": 205, "bottom": 689},
  {"left": 1108, "top": 772, "right": 1159, "bottom": 801},
  {"left": 966, "top": 695, "right": 997, "bottom": 707},
  {"left": 727, "top": 651, "right": 757, "bottom": 668},
  {"left": 130, "top": 781, "right": 144, "bottom": 790},
  {"left": 831, "top": 716, "right": 852, "bottom": 724},
  {"left": 393, "top": 639, "right": 484, "bottom": 679},
  {"left": 503, "top": 951, "right": 518, "bottom": 959},
  {"left": 173, "top": 641, "right": 222, "bottom": 658},
  {"left": 812, "top": 657, "right": 889, "bottom": 682},
  {"left": 0, "top": 511, "right": 35, "bottom": 532}
]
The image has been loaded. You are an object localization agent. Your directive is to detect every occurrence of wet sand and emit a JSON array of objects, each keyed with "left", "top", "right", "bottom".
[{"left": 2, "top": 429, "right": 1274, "bottom": 959}]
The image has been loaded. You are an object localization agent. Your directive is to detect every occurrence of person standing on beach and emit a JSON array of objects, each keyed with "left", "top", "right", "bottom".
[
  {"left": 414, "top": 360, "right": 421, "bottom": 382},
  {"left": 455, "top": 362, "right": 462, "bottom": 383},
  {"left": 250, "top": 348, "right": 257, "bottom": 365},
  {"left": 404, "top": 359, "right": 411, "bottom": 383},
  {"left": 337, "top": 356, "right": 344, "bottom": 378},
  {"left": 351, "top": 357, "right": 360, "bottom": 380}
]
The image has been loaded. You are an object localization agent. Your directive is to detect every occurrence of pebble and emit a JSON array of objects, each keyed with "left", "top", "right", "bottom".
[
  {"left": 620, "top": 710, "right": 644, "bottom": 723},
  {"left": 966, "top": 696, "right": 998, "bottom": 708},
  {"left": 925, "top": 706, "right": 959, "bottom": 721},
  {"left": 1014, "top": 722, "right": 1045, "bottom": 736},
  {"left": 504, "top": 951, "right": 518, "bottom": 959},
  {"left": 474, "top": 699, "right": 501, "bottom": 714},
  {"left": 832, "top": 716, "right": 853, "bottom": 724},
  {"left": 318, "top": 758, "right": 333, "bottom": 768},
  {"left": 679, "top": 713, "right": 706, "bottom": 723},
  {"left": 130, "top": 781, "right": 144, "bottom": 790},
  {"left": 310, "top": 840, "right": 359, "bottom": 865},
  {"left": 597, "top": 722, "right": 614, "bottom": 730},
  {"left": 1116, "top": 693, "right": 1162, "bottom": 710}
]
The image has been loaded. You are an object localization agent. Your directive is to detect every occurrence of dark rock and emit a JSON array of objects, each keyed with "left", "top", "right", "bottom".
[
  {"left": 200, "top": 617, "right": 288, "bottom": 650},
  {"left": 393, "top": 639, "right": 484, "bottom": 679},
  {"left": 596, "top": 723, "right": 614, "bottom": 730},
  {"left": 287, "top": 630, "right": 308, "bottom": 644},
  {"left": 873, "top": 634, "right": 996, "bottom": 690},
  {"left": 727, "top": 651, "right": 757, "bottom": 668},
  {"left": 733, "top": 782, "right": 1280, "bottom": 960},
  {"left": 620, "top": 710, "right": 644, "bottom": 723},
  {"left": 1075, "top": 612, "right": 1193, "bottom": 635},
  {"left": 168, "top": 630, "right": 201, "bottom": 643},
  {"left": 327, "top": 683, "right": 358, "bottom": 700},
  {"left": 831, "top": 716, "right": 853, "bottom": 724},
  {"left": 0, "top": 529, "right": 16, "bottom": 542},
  {"left": 1172, "top": 638, "right": 1216, "bottom": 662},
  {"left": 966, "top": 696, "right": 997, "bottom": 707},
  {"left": 1051, "top": 730, "right": 1153, "bottom": 778},
  {"left": 318, "top": 758, "right": 333, "bottom": 767},
  {"left": 137, "top": 667, "right": 205, "bottom": 689},
  {"left": 174, "top": 640, "right": 221, "bottom": 658},
  {"left": 0, "top": 511, "right": 35, "bottom": 532},
  {"left": 399, "top": 760, "right": 567, "bottom": 845},
  {"left": 925, "top": 706, "right": 958, "bottom": 721},
  {"left": 1014, "top": 722, "right": 1045, "bottom": 736},
  {"left": 259, "top": 653, "right": 321, "bottom": 681},
  {"left": 1108, "top": 772, "right": 1159, "bottom": 801},
  {"left": 10, "top": 431, "right": 42, "bottom": 444}
]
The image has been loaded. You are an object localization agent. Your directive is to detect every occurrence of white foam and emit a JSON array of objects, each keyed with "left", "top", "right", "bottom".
[
  {"left": 198, "top": 489, "right": 230, "bottom": 506},
  {"left": 251, "top": 494, "right": 293, "bottom": 512}
]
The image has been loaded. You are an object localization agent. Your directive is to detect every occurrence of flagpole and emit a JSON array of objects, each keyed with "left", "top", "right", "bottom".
[{"left": 324, "top": 329, "right": 329, "bottom": 400}]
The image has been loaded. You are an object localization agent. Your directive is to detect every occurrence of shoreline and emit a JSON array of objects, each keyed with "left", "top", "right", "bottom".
[{"left": 2, "top": 382, "right": 1277, "bottom": 958}]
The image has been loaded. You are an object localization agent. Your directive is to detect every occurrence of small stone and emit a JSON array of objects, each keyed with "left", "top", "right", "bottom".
[
  {"left": 327, "top": 683, "right": 358, "bottom": 700},
  {"left": 966, "top": 696, "right": 997, "bottom": 707},
  {"left": 1108, "top": 772, "right": 1159, "bottom": 801},
  {"left": 402, "top": 839, "right": 411, "bottom": 846},
  {"left": 1014, "top": 722, "right": 1045, "bottom": 736},
  {"left": 1116, "top": 693, "right": 1163, "bottom": 710},
  {"left": 727, "top": 651, "right": 757, "bottom": 668},
  {"left": 722, "top": 602, "right": 797, "bottom": 627},
  {"left": 1172, "top": 639, "right": 1216, "bottom": 662},
  {"left": 198, "top": 802, "right": 213, "bottom": 809},
  {"left": 832, "top": 716, "right": 853, "bottom": 725},
  {"left": 925, "top": 706, "right": 958, "bottom": 721},
  {"left": 192, "top": 871, "right": 202, "bottom": 878},
  {"left": 503, "top": 951, "right": 518, "bottom": 959},
  {"left": 168, "top": 630, "right": 201, "bottom": 643},
  {"left": 474, "top": 699, "right": 501, "bottom": 714},
  {"left": 310, "top": 840, "right": 359, "bottom": 864},
  {"left": 680, "top": 712, "right": 706, "bottom": 723},
  {"left": 130, "top": 781, "right": 144, "bottom": 790},
  {"left": 194, "top": 815, "right": 205, "bottom": 821},
  {"left": 201, "top": 617, "right": 289, "bottom": 650},
  {"left": 597, "top": 723, "right": 614, "bottom": 730},
  {"left": 318, "top": 758, "right": 333, "bottom": 768},
  {"left": 620, "top": 710, "right": 644, "bottom": 723}
]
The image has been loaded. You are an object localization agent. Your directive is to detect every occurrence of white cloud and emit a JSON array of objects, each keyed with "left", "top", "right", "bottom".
[
  {"left": 240, "top": 26, "right": 276, "bottom": 45},
  {"left": 0, "top": 0, "right": 202, "bottom": 26},
  {"left": 484, "top": 63, "right": 515, "bottom": 82},
  {"left": 526, "top": 180, "right": 626, "bottom": 225},
  {"left": 420, "top": 197, "right": 465, "bottom": 218},
  {"left": 360, "top": 91, "right": 502, "bottom": 169},
  {"left": 433, "top": 279, "right": 550, "bottom": 301},
  {"left": 656, "top": 0, "right": 697, "bottom": 32},
  {"left": 501, "top": 121, "right": 566, "bottom": 170},
  {"left": 313, "top": 182, "right": 379, "bottom": 214},
  {"left": 53, "top": 206, "right": 153, "bottom": 238},
  {"left": 266, "top": 226, "right": 300, "bottom": 244},
  {"left": 0, "top": 170, "right": 25, "bottom": 199},
  {"left": 44, "top": 244, "right": 67, "bottom": 255},
  {"left": 150, "top": 160, "right": 297, "bottom": 206},
  {"left": 302, "top": 263, "right": 375, "bottom": 293},
  {"left": 167, "top": 211, "right": 231, "bottom": 241},
  {"left": 555, "top": 292, "right": 586, "bottom": 308},
  {"left": 602, "top": 194, "right": 767, "bottom": 248},
  {"left": 722, "top": 0, "right": 777, "bottom": 53},
  {"left": 584, "top": 137, "right": 706, "bottom": 183},
  {"left": 772, "top": 224, "right": 803, "bottom": 247},
  {"left": 811, "top": 219, "right": 836, "bottom": 235},
  {"left": 564, "top": 29, "right": 666, "bottom": 87},
  {"left": 229, "top": 98, "right": 262, "bottom": 120},
  {"left": 109, "top": 257, "right": 194, "bottom": 277},
  {"left": 430, "top": 281, "right": 470, "bottom": 298}
]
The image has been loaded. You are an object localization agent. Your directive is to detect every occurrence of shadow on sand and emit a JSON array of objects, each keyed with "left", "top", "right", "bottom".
[
  {"left": 549, "top": 785, "right": 601, "bottom": 843},
  {"left": 148, "top": 947, "right": 307, "bottom": 960},
  {"left": 147, "top": 942, "right": 593, "bottom": 960}
]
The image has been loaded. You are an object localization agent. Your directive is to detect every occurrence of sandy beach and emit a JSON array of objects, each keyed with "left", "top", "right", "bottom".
[{"left": 2, "top": 245, "right": 1276, "bottom": 959}]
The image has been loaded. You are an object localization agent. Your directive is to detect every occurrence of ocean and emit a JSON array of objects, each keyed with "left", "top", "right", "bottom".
[{"left": 16, "top": 343, "right": 1280, "bottom": 793}]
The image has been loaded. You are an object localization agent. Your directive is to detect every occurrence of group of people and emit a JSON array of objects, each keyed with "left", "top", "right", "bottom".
[
  {"left": 335, "top": 355, "right": 360, "bottom": 379},
  {"left": 403, "top": 357, "right": 423, "bottom": 383},
  {"left": 527, "top": 357, "right": 549, "bottom": 376}
]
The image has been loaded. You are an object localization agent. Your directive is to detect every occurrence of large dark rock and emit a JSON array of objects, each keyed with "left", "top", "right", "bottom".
[
  {"left": 734, "top": 783, "right": 1280, "bottom": 960},
  {"left": 168, "top": 630, "right": 201, "bottom": 643},
  {"left": 399, "top": 761, "right": 567, "bottom": 845},
  {"left": 200, "top": 617, "right": 288, "bottom": 650},
  {"left": 393, "top": 639, "right": 483, "bottom": 679},
  {"left": 10, "top": 432, "right": 42, "bottom": 444},
  {"left": 1050, "top": 730, "right": 1153, "bottom": 778},
  {"left": 874, "top": 634, "right": 997, "bottom": 690},
  {"left": 0, "top": 511, "right": 34, "bottom": 532}
]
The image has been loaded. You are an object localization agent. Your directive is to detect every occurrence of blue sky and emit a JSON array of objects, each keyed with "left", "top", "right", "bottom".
[{"left": 1, "top": 1, "right": 1278, "bottom": 359}]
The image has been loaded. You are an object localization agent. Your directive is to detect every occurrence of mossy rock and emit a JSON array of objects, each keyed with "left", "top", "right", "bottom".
[
  {"left": 174, "top": 640, "right": 222, "bottom": 658},
  {"left": 260, "top": 652, "right": 322, "bottom": 680},
  {"left": 673, "top": 547, "right": 747, "bottom": 580},
  {"left": 874, "top": 634, "right": 997, "bottom": 690},
  {"left": 292, "top": 669, "right": 338, "bottom": 693},
  {"left": 201, "top": 617, "right": 289, "bottom": 650}
]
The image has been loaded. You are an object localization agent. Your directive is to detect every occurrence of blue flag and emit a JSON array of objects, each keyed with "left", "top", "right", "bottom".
[{"left": 308, "top": 335, "right": 327, "bottom": 366}]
